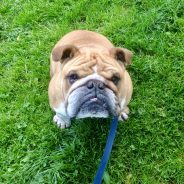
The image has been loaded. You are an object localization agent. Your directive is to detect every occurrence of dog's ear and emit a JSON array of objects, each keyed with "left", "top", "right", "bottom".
[
  {"left": 52, "top": 45, "right": 79, "bottom": 62},
  {"left": 110, "top": 47, "right": 133, "bottom": 65}
]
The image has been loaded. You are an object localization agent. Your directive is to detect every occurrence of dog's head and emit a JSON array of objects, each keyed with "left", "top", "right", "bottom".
[{"left": 50, "top": 45, "right": 132, "bottom": 119}]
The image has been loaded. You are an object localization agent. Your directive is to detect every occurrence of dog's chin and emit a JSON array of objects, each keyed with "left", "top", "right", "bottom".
[{"left": 75, "top": 98, "right": 110, "bottom": 119}]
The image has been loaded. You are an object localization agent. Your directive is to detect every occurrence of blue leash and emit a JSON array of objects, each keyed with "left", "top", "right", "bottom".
[{"left": 93, "top": 116, "right": 119, "bottom": 184}]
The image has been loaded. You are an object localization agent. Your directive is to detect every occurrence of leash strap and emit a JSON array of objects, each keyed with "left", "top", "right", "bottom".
[{"left": 93, "top": 117, "right": 118, "bottom": 184}]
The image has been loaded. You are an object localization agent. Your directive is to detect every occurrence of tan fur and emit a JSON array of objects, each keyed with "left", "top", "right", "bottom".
[{"left": 48, "top": 30, "right": 133, "bottom": 117}]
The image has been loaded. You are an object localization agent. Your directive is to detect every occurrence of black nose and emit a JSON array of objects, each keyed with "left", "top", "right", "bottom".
[
  {"left": 87, "top": 80, "right": 105, "bottom": 90},
  {"left": 87, "top": 81, "right": 94, "bottom": 89},
  {"left": 98, "top": 82, "right": 104, "bottom": 90}
]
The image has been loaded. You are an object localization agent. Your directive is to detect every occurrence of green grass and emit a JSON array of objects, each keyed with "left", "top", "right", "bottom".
[{"left": 0, "top": 0, "right": 184, "bottom": 183}]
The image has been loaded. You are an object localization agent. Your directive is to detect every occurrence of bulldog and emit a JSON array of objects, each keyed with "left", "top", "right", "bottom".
[{"left": 48, "top": 30, "right": 133, "bottom": 128}]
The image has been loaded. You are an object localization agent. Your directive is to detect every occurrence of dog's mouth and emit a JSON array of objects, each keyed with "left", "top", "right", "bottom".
[
  {"left": 68, "top": 92, "right": 117, "bottom": 119},
  {"left": 75, "top": 96, "right": 110, "bottom": 118}
]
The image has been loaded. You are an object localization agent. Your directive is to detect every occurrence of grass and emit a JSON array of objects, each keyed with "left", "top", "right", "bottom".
[{"left": 0, "top": 0, "right": 184, "bottom": 183}]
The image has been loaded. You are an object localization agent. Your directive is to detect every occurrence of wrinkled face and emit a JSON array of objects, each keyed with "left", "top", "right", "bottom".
[
  {"left": 62, "top": 54, "right": 127, "bottom": 119},
  {"left": 51, "top": 45, "right": 132, "bottom": 119}
]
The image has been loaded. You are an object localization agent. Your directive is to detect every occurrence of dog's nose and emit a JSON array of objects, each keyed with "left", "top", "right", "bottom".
[
  {"left": 98, "top": 82, "right": 104, "bottom": 90},
  {"left": 87, "top": 81, "right": 94, "bottom": 89},
  {"left": 87, "top": 80, "right": 105, "bottom": 90}
]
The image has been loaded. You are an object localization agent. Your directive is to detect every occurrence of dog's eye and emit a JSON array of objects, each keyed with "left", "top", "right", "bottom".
[
  {"left": 111, "top": 75, "right": 120, "bottom": 85},
  {"left": 68, "top": 73, "right": 79, "bottom": 84}
]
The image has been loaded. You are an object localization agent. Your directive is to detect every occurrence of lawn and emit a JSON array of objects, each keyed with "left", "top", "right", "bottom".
[{"left": 0, "top": 0, "right": 184, "bottom": 183}]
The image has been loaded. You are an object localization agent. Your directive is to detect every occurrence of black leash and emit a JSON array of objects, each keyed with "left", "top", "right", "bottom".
[{"left": 93, "top": 117, "right": 119, "bottom": 184}]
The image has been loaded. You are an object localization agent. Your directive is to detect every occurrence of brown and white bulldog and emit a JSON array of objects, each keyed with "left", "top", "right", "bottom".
[{"left": 48, "top": 30, "right": 133, "bottom": 128}]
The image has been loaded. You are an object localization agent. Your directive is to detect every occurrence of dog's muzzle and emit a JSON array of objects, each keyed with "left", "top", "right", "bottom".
[
  {"left": 80, "top": 80, "right": 108, "bottom": 115},
  {"left": 67, "top": 79, "right": 116, "bottom": 118}
]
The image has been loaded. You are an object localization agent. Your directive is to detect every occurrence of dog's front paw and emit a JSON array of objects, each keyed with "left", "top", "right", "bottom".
[
  {"left": 118, "top": 106, "right": 129, "bottom": 122},
  {"left": 118, "top": 112, "right": 129, "bottom": 122},
  {"left": 53, "top": 114, "right": 71, "bottom": 129},
  {"left": 121, "top": 112, "right": 129, "bottom": 120}
]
